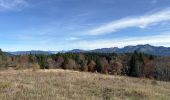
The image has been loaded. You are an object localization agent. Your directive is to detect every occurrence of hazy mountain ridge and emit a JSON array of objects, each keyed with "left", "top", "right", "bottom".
[
  {"left": 75, "top": 44, "right": 170, "bottom": 56},
  {"left": 7, "top": 44, "right": 170, "bottom": 56},
  {"left": 9, "top": 50, "right": 54, "bottom": 55}
]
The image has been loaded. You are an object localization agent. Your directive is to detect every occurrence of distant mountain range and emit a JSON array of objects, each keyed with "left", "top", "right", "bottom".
[
  {"left": 8, "top": 50, "right": 54, "bottom": 55},
  {"left": 7, "top": 44, "right": 170, "bottom": 56},
  {"left": 91, "top": 44, "right": 170, "bottom": 56}
]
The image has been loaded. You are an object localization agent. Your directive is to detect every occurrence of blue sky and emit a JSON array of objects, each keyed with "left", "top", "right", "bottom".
[{"left": 0, "top": 0, "right": 170, "bottom": 51}]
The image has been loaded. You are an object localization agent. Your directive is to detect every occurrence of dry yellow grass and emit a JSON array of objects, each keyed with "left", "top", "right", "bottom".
[{"left": 0, "top": 69, "right": 170, "bottom": 100}]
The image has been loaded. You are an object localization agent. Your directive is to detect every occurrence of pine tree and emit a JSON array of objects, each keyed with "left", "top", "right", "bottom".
[
  {"left": 96, "top": 58, "right": 102, "bottom": 72},
  {"left": 36, "top": 55, "right": 48, "bottom": 69},
  {"left": 129, "top": 51, "right": 144, "bottom": 77}
]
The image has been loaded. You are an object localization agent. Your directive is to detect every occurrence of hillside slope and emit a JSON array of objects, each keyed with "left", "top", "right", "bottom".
[{"left": 0, "top": 69, "right": 169, "bottom": 100}]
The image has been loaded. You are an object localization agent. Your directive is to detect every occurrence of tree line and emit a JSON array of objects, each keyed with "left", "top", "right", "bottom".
[{"left": 0, "top": 49, "right": 170, "bottom": 81}]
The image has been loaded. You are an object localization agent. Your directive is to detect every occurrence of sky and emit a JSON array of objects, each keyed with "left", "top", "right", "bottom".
[{"left": 0, "top": 0, "right": 170, "bottom": 51}]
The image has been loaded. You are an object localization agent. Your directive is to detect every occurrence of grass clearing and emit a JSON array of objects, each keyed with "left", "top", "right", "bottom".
[{"left": 0, "top": 69, "right": 169, "bottom": 100}]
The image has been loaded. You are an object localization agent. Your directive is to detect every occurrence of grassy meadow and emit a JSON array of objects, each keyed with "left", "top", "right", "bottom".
[{"left": 0, "top": 69, "right": 170, "bottom": 100}]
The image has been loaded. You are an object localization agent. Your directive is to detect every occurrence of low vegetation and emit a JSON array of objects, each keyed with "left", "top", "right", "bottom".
[{"left": 0, "top": 69, "right": 169, "bottom": 100}]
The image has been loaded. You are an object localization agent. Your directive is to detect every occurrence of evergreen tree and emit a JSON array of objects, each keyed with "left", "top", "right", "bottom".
[
  {"left": 80, "top": 60, "right": 85, "bottom": 71},
  {"left": 96, "top": 58, "right": 102, "bottom": 72},
  {"left": 129, "top": 51, "right": 144, "bottom": 77},
  {"left": 36, "top": 55, "right": 48, "bottom": 69}
]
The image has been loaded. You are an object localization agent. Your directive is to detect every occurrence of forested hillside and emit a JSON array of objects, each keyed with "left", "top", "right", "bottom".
[{"left": 0, "top": 49, "right": 170, "bottom": 81}]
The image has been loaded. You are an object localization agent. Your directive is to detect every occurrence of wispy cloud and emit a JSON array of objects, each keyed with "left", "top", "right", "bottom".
[
  {"left": 0, "top": 0, "right": 27, "bottom": 11},
  {"left": 66, "top": 37, "right": 79, "bottom": 41},
  {"left": 86, "top": 8, "right": 170, "bottom": 35},
  {"left": 74, "top": 33, "right": 170, "bottom": 50}
]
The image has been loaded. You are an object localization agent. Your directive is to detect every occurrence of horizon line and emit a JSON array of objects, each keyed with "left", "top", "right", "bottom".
[{"left": 4, "top": 44, "right": 170, "bottom": 52}]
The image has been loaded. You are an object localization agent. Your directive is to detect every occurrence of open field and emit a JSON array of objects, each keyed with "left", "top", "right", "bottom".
[{"left": 0, "top": 69, "right": 170, "bottom": 100}]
